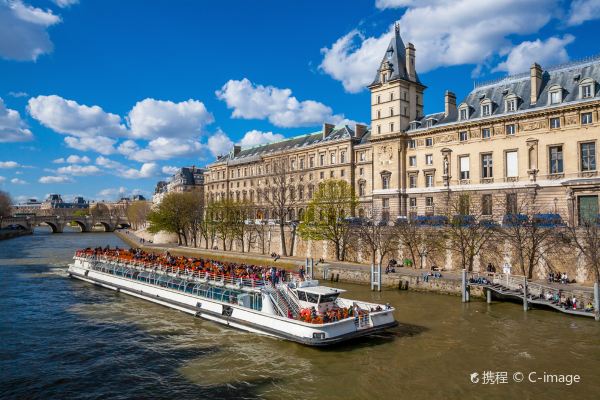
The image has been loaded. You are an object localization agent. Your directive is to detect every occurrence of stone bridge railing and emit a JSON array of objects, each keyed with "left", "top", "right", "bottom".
[{"left": 0, "top": 215, "right": 129, "bottom": 233}]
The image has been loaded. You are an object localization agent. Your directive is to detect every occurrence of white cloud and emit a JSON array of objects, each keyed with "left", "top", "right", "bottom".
[
  {"left": 10, "top": 178, "right": 27, "bottom": 184},
  {"left": 28, "top": 95, "right": 128, "bottom": 138},
  {"left": 207, "top": 130, "right": 233, "bottom": 157},
  {"left": 239, "top": 130, "right": 284, "bottom": 148},
  {"left": 39, "top": 175, "right": 73, "bottom": 184},
  {"left": 320, "top": 0, "right": 559, "bottom": 92},
  {"left": 56, "top": 164, "right": 101, "bottom": 176},
  {"left": 95, "top": 156, "right": 124, "bottom": 170},
  {"left": 566, "top": 0, "right": 600, "bottom": 26},
  {"left": 0, "top": 161, "right": 19, "bottom": 168},
  {"left": 8, "top": 91, "right": 28, "bottom": 98},
  {"left": 64, "top": 136, "right": 117, "bottom": 155},
  {"left": 97, "top": 186, "right": 127, "bottom": 199},
  {"left": 127, "top": 98, "right": 213, "bottom": 140},
  {"left": 161, "top": 165, "right": 179, "bottom": 175},
  {"left": 53, "top": 0, "right": 79, "bottom": 8},
  {"left": 53, "top": 154, "right": 90, "bottom": 164},
  {"left": 375, "top": 0, "right": 421, "bottom": 8},
  {"left": 118, "top": 137, "right": 203, "bottom": 162},
  {"left": 494, "top": 35, "right": 575, "bottom": 75},
  {"left": 0, "top": 0, "right": 61, "bottom": 61},
  {"left": 216, "top": 78, "right": 348, "bottom": 127},
  {"left": 120, "top": 162, "right": 159, "bottom": 179},
  {"left": 0, "top": 97, "right": 33, "bottom": 142}
]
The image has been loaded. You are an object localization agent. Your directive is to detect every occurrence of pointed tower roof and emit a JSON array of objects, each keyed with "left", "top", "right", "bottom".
[{"left": 370, "top": 23, "right": 420, "bottom": 86}]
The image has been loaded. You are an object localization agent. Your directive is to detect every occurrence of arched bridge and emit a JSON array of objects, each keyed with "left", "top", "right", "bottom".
[{"left": 1, "top": 214, "right": 130, "bottom": 233}]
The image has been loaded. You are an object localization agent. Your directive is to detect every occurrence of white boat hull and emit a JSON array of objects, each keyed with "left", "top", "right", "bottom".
[{"left": 68, "top": 258, "right": 397, "bottom": 346}]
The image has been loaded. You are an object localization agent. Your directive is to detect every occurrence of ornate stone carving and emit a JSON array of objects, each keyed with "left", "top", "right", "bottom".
[
  {"left": 565, "top": 115, "right": 578, "bottom": 126},
  {"left": 493, "top": 126, "right": 503, "bottom": 136},
  {"left": 520, "top": 120, "right": 546, "bottom": 131}
]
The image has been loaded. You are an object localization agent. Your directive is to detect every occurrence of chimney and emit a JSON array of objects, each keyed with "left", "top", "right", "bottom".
[
  {"left": 530, "top": 63, "right": 543, "bottom": 105},
  {"left": 405, "top": 43, "right": 416, "bottom": 81},
  {"left": 444, "top": 90, "right": 457, "bottom": 117},
  {"left": 322, "top": 123, "right": 334, "bottom": 139},
  {"left": 354, "top": 123, "right": 367, "bottom": 139}
]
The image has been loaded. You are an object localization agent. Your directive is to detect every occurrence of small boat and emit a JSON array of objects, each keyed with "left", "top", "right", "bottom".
[{"left": 68, "top": 251, "right": 397, "bottom": 346}]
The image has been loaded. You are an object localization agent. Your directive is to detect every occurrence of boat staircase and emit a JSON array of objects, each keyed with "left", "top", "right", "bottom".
[
  {"left": 466, "top": 271, "right": 598, "bottom": 319},
  {"left": 265, "top": 285, "right": 300, "bottom": 318}
]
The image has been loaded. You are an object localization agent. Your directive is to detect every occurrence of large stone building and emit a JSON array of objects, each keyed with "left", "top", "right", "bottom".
[
  {"left": 153, "top": 166, "right": 206, "bottom": 203},
  {"left": 203, "top": 25, "right": 599, "bottom": 226}
]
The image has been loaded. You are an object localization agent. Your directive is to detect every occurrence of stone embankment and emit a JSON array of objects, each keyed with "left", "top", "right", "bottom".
[
  {"left": 114, "top": 230, "right": 484, "bottom": 298},
  {"left": 0, "top": 228, "right": 32, "bottom": 241}
]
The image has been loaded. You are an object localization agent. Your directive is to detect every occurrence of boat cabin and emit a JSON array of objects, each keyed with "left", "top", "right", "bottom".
[{"left": 295, "top": 286, "right": 345, "bottom": 314}]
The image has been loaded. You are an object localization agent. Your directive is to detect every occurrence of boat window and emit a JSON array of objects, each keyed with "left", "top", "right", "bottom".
[
  {"left": 306, "top": 293, "right": 319, "bottom": 303},
  {"left": 319, "top": 293, "right": 339, "bottom": 303},
  {"left": 297, "top": 291, "right": 307, "bottom": 301}
]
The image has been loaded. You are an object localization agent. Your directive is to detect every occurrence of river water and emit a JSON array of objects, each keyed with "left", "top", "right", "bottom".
[{"left": 1, "top": 228, "right": 599, "bottom": 400}]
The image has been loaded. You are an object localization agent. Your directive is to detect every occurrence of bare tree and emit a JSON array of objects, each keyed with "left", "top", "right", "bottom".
[
  {"left": 444, "top": 193, "right": 498, "bottom": 272},
  {"left": 356, "top": 208, "right": 398, "bottom": 265},
  {"left": 125, "top": 201, "right": 151, "bottom": 230},
  {"left": 396, "top": 221, "right": 444, "bottom": 269},
  {"left": 564, "top": 214, "right": 600, "bottom": 283},
  {"left": 498, "top": 189, "right": 563, "bottom": 279},
  {"left": 0, "top": 190, "right": 12, "bottom": 218},
  {"left": 263, "top": 157, "right": 301, "bottom": 256}
]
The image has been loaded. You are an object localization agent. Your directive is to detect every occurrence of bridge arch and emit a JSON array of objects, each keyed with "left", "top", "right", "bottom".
[
  {"left": 69, "top": 220, "right": 90, "bottom": 233},
  {"left": 42, "top": 221, "right": 61, "bottom": 233},
  {"left": 95, "top": 221, "right": 115, "bottom": 232}
]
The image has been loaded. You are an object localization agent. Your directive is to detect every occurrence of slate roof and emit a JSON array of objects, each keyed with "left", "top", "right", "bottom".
[
  {"left": 370, "top": 24, "right": 421, "bottom": 87},
  {"left": 214, "top": 125, "right": 361, "bottom": 165},
  {"left": 409, "top": 55, "right": 600, "bottom": 132}
]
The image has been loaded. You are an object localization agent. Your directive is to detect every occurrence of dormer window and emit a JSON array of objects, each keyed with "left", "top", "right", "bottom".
[
  {"left": 480, "top": 99, "right": 492, "bottom": 117},
  {"left": 579, "top": 78, "right": 595, "bottom": 99},
  {"left": 548, "top": 85, "right": 563, "bottom": 105},
  {"left": 505, "top": 94, "right": 519, "bottom": 112},
  {"left": 409, "top": 121, "right": 421, "bottom": 130},
  {"left": 426, "top": 119, "right": 437, "bottom": 128},
  {"left": 458, "top": 103, "right": 469, "bottom": 120}
]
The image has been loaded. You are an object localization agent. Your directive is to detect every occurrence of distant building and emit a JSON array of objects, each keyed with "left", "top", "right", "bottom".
[
  {"left": 41, "top": 194, "right": 89, "bottom": 210},
  {"left": 153, "top": 167, "right": 205, "bottom": 203}
]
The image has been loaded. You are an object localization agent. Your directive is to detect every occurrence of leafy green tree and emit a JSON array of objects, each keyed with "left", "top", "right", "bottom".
[
  {"left": 298, "top": 179, "right": 357, "bottom": 261},
  {"left": 147, "top": 192, "right": 201, "bottom": 246}
]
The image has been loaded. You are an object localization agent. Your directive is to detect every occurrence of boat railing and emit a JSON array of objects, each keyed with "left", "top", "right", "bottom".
[{"left": 75, "top": 254, "right": 267, "bottom": 291}]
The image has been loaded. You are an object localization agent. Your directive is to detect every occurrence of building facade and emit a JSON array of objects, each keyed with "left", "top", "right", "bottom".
[
  {"left": 153, "top": 166, "right": 206, "bottom": 203},
  {"left": 203, "top": 25, "right": 600, "bottom": 225}
]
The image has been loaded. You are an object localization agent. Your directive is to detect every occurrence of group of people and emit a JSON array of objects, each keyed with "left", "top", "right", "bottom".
[
  {"left": 299, "top": 306, "right": 354, "bottom": 324},
  {"left": 543, "top": 290, "right": 594, "bottom": 312},
  {"left": 548, "top": 271, "right": 571, "bottom": 284},
  {"left": 77, "top": 246, "right": 291, "bottom": 285}
]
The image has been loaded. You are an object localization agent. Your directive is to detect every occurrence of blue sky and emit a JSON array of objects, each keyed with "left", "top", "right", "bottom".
[{"left": 1, "top": 0, "right": 600, "bottom": 203}]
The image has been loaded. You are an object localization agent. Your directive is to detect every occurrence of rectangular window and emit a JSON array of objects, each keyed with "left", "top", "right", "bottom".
[
  {"left": 409, "top": 174, "right": 417, "bottom": 188},
  {"left": 482, "top": 154, "right": 493, "bottom": 178},
  {"left": 505, "top": 124, "right": 516, "bottom": 135},
  {"left": 359, "top": 167, "right": 364, "bottom": 175},
  {"left": 506, "top": 151, "right": 518, "bottom": 178},
  {"left": 319, "top": 154, "right": 325, "bottom": 166},
  {"left": 340, "top": 169, "right": 345, "bottom": 177},
  {"left": 390, "top": 107, "right": 394, "bottom": 116},
  {"left": 481, "top": 194, "right": 492, "bottom": 216},
  {"left": 425, "top": 174, "right": 433, "bottom": 187},
  {"left": 390, "top": 92, "right": 394, "bottom": 101},
  {"left": 330, "top": 171, "right": 334, "bottom": 178},
  {"left": 425, "top": 197, "right": 433, "bottom": 207},
  {"left": 459, "top": 131, "right": 468, "bottom": 141},
  {"left": 482, "top": 128, "right": 491, "bottom": 139},
  {"left": 300, "top": 159, "right": 304, "bottom": 169},
  {"left": 425, "top": 154, "right": 433, "bottom": 165},
  {"left": 550, "top": 117, "right": 561, "bottom": 129},
  {"left": 550, "top": 91, "right": 561, "bottom": 104},
  {"left": 459, "top": 156, "right": 470, "bottom": 180},
  {"left": 309, "top": 157, "right": 314, "bottom": 168},
  {"left": 377, "top": 95, "right": 381, "bottom": 104},
  {"left": 578, "top": 195, "right": 599, "bottom": 224},
  {"left": 425, "top": 137, "right": 433, "bottom": 147},
  {"left": 582, "top": 84, "right": 592, "bottom": 99},
  {"left": 458, "top": 194, "right": 470, "bottom": 215},
  {"left": 319, "top": 171, "right": 324, "bottom": 179},
  {"left": 460, "top": 108, "right": 468, "bottom": 120},
  {"left": 482, "top": 104, "right": 491, "bottom": 116},
  {"left": 507, "top": 99, "right": 516, "bottom": 112},
  {"left": 382, "top": 198, "right": 389, "bottom": 208},
  {"left": 581, "top": 142, "right": 596, "bottom": 171},
  {"left": 408, "top": 139, "right": 416, "bottom": 149},
  {"left": 581, "top": 112, "right": 593, "bottom": 125},
  {"left": 359, "top": 183, "right": 365, "bottom": 197},
  {"left": 382, "top": 175, "right": 390, "bottom": 189},
  {"left": 549, "top": 146, "right": 563, "bottom": 174},
  {"left": 409, "top": 156, "right": 417, "bottom": 167},
  {"left": 409, "top": 197, "right": 417, "bottom": 207},
  {"left": 390, "top": 122, "right": 395, "bottom": 132},
  {"left": 340, "top": 152, "right": 346, "bottom": 163},
  {"left": 506, "top": 193, "right": 518, "bottom": 215},
  {"left": 377, "top": 125, "right": 381, "bottom": 134}
]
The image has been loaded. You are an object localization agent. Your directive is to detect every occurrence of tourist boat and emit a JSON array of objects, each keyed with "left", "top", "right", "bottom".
[{"left": 68, "top": 252, "right": 397, "bottom": 346}]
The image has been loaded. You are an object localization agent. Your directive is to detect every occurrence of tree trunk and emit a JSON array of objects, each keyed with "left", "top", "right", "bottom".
[{"left": 279, "top": 223, "right": 287, "bottom": 256}]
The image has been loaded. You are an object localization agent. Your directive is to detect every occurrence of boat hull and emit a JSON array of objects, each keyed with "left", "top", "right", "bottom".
[{"left": 68, "top": 259, "right": 397, "bottom": 346}]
